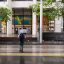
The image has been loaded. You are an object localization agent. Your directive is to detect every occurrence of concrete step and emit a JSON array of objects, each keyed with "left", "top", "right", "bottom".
[{"left": 0, "top": 37, "right": 37, "bottom": 42}]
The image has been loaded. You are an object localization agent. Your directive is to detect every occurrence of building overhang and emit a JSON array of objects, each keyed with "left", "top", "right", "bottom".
[{"left": 12, "top": 1, "right": 33, "bottom": 8}]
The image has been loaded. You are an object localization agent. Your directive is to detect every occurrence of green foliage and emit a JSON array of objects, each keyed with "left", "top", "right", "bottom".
[
  {"left": 0, "top": 7, "right": 12, "bottom": 22},
  {"left": 62, "top": 0, "right": 64, "bottom": 3},
  {"left": 31, "top": 3, "right": 40, "bottom": 15},
  {"left": 43, "top": 0, "right": 52, "bottom": 6},
  {"left": 43, "top": 8, "right": 62, "bottom": 20},
  {"left": 30, "top": 0, "right": 63, "bottom": 21}
]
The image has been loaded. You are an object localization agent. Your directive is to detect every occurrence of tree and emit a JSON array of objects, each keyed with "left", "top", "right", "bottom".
[
  {"left": 0, "top": 7, "right": 12, "bottom": 33},
  {"left": 0, "top": 7, "right": 12, "bottom": 22},
  {"left": 30, "top": 0, "right": 63, "bottom": 21}
]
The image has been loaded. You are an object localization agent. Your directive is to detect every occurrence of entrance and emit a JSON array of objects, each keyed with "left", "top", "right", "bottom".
[
  {"left": 36, "top": 16, "right": 48, "bottom": 32},
  {"left": 12, "top": 8, "right": 32, "bottom": 34}
]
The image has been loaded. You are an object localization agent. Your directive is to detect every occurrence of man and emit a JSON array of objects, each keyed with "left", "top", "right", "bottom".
[{"left": 19, "top": 33, "right": 25, "bottom": 52}]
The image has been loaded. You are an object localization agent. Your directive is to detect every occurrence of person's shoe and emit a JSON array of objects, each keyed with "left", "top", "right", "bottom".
[{"left": 20, "top": 50, "right": 23, "bottom": 53}]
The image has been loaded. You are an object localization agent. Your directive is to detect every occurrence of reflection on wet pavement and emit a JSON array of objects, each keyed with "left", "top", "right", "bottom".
[
  {"left": 0, "top": 42, "right": 64, "bottom": 64},
  {"left": 0, "top": 56, "right": 64, "bottom": 64},
  {"left": 0, "top": 45, "right": 64, "bottom": 53}
]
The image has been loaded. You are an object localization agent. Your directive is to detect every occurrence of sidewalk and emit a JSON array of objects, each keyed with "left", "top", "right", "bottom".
[
  {"left": 0, "top": 34, "right": 64, "bottom": 45},
  {"left": 0, "top": 33, "right": 32, "bottom": 37},
  {"left": 0, "top": 44, "right": 64, "bottom": 53},
  {"left": 0, "top": 33, "right": 37, "bottom": 42}
]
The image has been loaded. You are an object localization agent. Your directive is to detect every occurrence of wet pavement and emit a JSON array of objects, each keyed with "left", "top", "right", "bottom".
[
  {"left": 1, "top": 41, "right": 64, "bottom": 45},
  {"left": 0, "top": 56, "right": 64, "bottom": 64},
  {"left": 0, "top": 41, "right": 64, "bottom": 64},
  {"left": 0, "top": 44, "right": 64, "bottom": 53},
  {"left": 1, "top": 34, "right": 64, "bottom": 64}
]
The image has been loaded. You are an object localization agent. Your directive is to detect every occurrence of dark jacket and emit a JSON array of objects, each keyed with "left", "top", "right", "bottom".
[{"left": 19, "top": 33, "right": 25, "bottom": 45}]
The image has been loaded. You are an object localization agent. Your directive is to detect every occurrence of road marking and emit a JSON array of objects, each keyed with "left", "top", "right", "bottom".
[{"left": 0, "top": 53, "right": 64, "bottom": 56}]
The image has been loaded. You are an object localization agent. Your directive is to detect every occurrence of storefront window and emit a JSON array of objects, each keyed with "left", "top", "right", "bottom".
[
  {"left": 37, "top": 16, "right": 49, "bottom": 32},
  {"left": 12, "top": 8, "right": 32, "bottom": 34}
]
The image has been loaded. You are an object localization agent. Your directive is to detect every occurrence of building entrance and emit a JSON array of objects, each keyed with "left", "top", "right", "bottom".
[{"left": 12, "top": 8, "right": 32, "bottom": 34}]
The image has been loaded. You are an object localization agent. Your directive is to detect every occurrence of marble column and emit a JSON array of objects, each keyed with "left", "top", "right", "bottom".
[
  {"left": 32, "top": 0, "right": 37, "bottom": 37},
  {"left": 7, "top": 0, "right": 12, "bottom": 35}
]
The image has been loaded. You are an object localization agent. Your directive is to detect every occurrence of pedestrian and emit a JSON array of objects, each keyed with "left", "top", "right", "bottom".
[
  {"left": 15, "top": 28, "right": 18, "bottom": 34},
  {"left": 19, "top": 33, "right": 25, "bottom": 52}
]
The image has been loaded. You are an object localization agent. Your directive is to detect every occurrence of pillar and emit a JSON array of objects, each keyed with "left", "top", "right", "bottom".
[
  {"left": 7, "top": 0, "right": 12, "bottom": 35},
  {"left": 55, "top": 0, "right": 63, "bottom": 32},
  {"left": 32, "top": 0, "right": 37, "bottom": 37},
  {"left": 55, "top": 16, "right": 63, "bottom": 32}
]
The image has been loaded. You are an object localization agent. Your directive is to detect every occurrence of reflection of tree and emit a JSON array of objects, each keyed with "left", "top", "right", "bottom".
[{"left": 20, "top": 56, "right": 25, "bottom": 64}]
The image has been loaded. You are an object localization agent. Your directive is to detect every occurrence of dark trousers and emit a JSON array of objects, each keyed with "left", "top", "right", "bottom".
[{"left": 20, "top": 41, "right": 24, "bottom": 52}]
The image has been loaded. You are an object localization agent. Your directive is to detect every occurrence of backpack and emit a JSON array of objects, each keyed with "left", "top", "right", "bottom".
[{"left": 19, "top": 33, "right": 25, "bottom": 40}]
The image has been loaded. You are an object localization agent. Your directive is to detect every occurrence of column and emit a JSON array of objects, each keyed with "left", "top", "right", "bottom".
[
  {"left": 55, "top": 0, "right": 63, "bottom": 32},
  {"left": 32, "top": 0, "right": 37, "bottom": 37},
  {"left": 55, "top": 16, "right": 63, "bottom": 32},
  {"left": 7, "top": 0, "right": 12, "bottom": 35}
]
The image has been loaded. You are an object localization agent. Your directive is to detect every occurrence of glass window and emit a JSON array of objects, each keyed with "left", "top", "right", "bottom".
[{"left": 12, "top": 8, "right": 32, "bottom": 34}]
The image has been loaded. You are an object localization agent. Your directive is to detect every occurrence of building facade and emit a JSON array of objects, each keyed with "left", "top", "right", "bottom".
[{"left": 0, "top": 0, "right": 64, "bottom": 38}]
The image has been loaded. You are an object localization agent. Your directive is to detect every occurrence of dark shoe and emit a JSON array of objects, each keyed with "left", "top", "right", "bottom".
[{"left": 20, "top": 50, "right": 23, "bottom": 53}]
